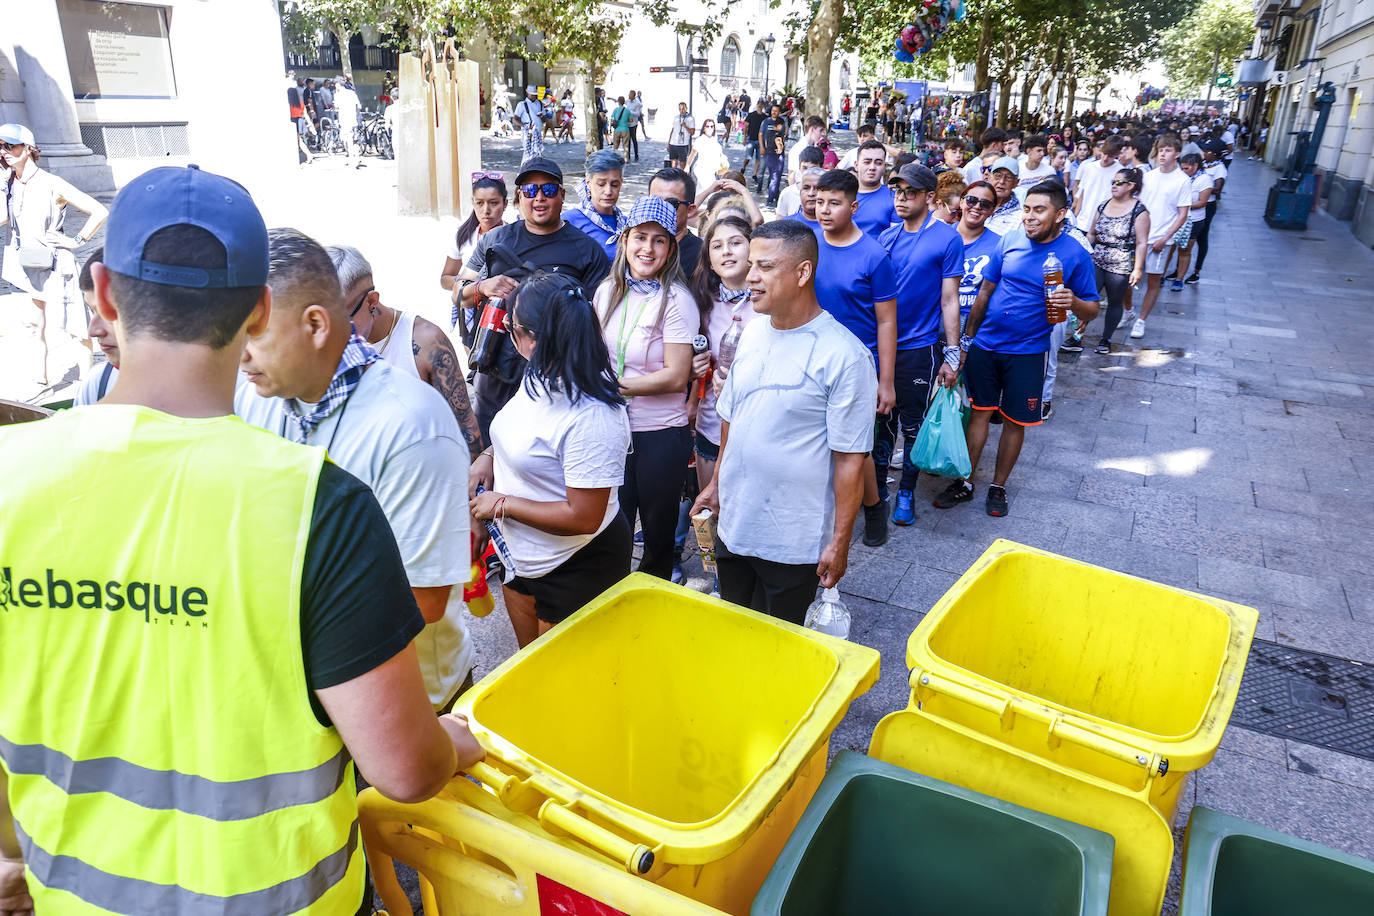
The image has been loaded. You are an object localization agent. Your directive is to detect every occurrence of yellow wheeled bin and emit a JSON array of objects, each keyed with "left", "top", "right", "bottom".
[
  {"left": 369, "top": 573, "right": 880, "bottom": 915},
  {"left": 877, "top": 539, "right": 1257, "bottom": 916}
]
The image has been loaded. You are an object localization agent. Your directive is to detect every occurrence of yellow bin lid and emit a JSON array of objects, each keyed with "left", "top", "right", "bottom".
[
  {"left": 455, "top": 574, "right": 879, "bottom": 870},
  {"left": 907, "top": 539, "right": 1258, "bottom": 778}
]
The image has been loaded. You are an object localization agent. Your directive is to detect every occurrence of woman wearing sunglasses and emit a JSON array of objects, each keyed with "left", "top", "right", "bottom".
[
  {"left": 440, "top": 171, "right": 511, "bottom": 342},
  {"left": 468, "top": 272, "right": 632, "bottom": 646},
  {"left": 1085, "top": 167, "right": 1148, "bottom": 354},
  {"left": 593, "top": 196, "right": 697, "bottom": 580},
  {"left": 955, "top": 181, "right": 1001, "bottom": 331}
]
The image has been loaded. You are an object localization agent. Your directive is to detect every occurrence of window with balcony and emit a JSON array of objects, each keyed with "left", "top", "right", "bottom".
[{"left": 721, "top": 37, "right": 740, "bottom": 77}]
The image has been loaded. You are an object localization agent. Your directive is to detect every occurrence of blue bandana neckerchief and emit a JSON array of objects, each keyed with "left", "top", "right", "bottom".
[
  {"left": 579, "top": 178, "right": 627, "bottom": 238},
  {"left": 283, "top": 326, "right": 381, "bottom": 441},
  {"left": 719, "top": 283, "right": 751, "bottom": 305},
  {"left": 626, "top": 271, "right": 662, "bottom": 296}
]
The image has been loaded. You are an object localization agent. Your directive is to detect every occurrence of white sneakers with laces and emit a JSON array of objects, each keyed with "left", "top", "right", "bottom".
[{"left": 1129, "top": 318, "right": 1146, "bottom": 339}]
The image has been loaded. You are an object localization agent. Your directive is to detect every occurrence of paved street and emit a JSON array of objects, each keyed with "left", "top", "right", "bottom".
[{"left": 2, "top": 139, "right": 1370, "bottom": 913}]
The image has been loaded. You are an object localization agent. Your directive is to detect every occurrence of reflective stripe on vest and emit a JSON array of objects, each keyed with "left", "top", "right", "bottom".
[
  {"left": 14, "top": 819, "right": 359, "bottom": 916},
  {"left": 0, "top": 406, "right": 363, "bottom": 915}
]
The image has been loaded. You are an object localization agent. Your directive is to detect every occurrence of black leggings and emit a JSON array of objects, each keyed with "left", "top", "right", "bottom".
[
  {"left": 620, "top": 426, "right": 692, "bottom": 579},
  {"left": 1192, "top": 202, "right": 1217, "bottom": 273},
  {"left": 627, "top": 126, "right": 639, "bottom": 161},
  {"left": 1095, "top": 266, "right": 1131, "bottom": 343}
]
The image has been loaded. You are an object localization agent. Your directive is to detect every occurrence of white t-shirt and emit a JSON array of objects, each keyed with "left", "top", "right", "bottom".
[
  {"left": 1140, "top": 166, "right": 1192, "bottom": 243},
  {"left": 962, "top": 157, "right": 986, "bottom": 186},
  {"left": 490, "top": 384, "right": 631, "bottom": 577},
  {"left": 776, "top": 184, "right": 801, "bottom": 217},
  {"left": 715, "top": 310, "right": 877, "bottom": 565},
  {"left": 669, "top": 114, "right": 695, "bottom": 146},
  {"left": 787, "top": 139, "right": 817, "bottom": 178},
  {"left": 1186, "top": 171, "right": 1214, "bottom": 222},
  {"left": 1204, "top": 160, "right": 1228, "bottom": 196},
  {"left": 627, "top": 97, "right": 644, "bottom": 124},
  {"left": 235, "top": 359, "right": 473, "bottom": 707},
  {"left": 691, "top": 135, "right": 725, "bottom": 190},
  {"left": 73, "top": 363, "right": 119, "bottom": 406},
  {"left": 1017, "top": 157, "right": 1058, "bottom": 189},
  {"left": 594, "top": 282, "right": 697, "bottom": 432},
  {"left": 1074, "top": 159, "right": 1122, "bottom": 230}
]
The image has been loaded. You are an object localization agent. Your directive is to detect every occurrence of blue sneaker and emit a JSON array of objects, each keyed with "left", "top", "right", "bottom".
[
  {"left": 1170, "top": 278, "right": 1184, "bottom": 292},
  {"left": 893, "top": 489, "right": 916, "bottom": 526}
]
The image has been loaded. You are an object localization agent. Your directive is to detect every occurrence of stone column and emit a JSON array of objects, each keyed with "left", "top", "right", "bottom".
[{"left": 13, "top": 0, "right": 110, "bottom": 190}]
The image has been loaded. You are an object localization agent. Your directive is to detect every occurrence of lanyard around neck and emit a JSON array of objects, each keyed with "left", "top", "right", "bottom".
[{"left": 615, "top": 290, "right": 657, "bottom": 378}]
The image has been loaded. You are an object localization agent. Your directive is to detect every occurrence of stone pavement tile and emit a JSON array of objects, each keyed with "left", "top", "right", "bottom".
[
  {"left": 1100, "top": 401, "right": 1199, "bottom": 431},
  {"left": 1143, "top": 424, "right": 1249, "bottom": 459},
  {"left": 887, "top": 562, "right": 964, "bottom": 616},
  {"left": 1014, "top": 467, "right": 1084, "bottom": 499},
  {"left": 1337, "top": 420, "right": 1374, "bottom": 442},
  {"left": 1143, "top": 471, "right": 1255, "bottom": 504},
  {"left": 1110, "top": 377, "right": 1200, "bottom": 407},
  {"left": 1131, "top": 514, "right": 1264, "bottom": 566},
  {"left": 1035, "top": 445, "right": 1118, "bottom": 476},
  {"left": 1253, "top": 482, "right": 1374, "bottom": 522},
  {"left": 1197, "top": 497, "right": 1374, "bottom": 549},
  {"left": 1316, "top": 367, "right": 1374, "bottom": 387},
  {"left": 1300, "top": 464, "right": 1364, "bottom": 496},
  {"left": 1343, "top": 576, "right": 1374, "bottom": 624},
  {"left": 879, "top": 528, "right": 993, "bottom": 574},
  {"left": 1263, "top": 539, "right": 1368, "bottom": 581},
  {"left": 1002, "top": 493, "right": 1133, "bottom": 539},
  {"left": 831, "top": 594, "right": 922, "bottom": 755},
  {"left": 1221, "top": 726, "right": 1287, "bottom": 764},
  {"left": 1195, "top": 389, "right": 1290, "bottom": 416},
  {"left": 1059, "top": 530, "right": 1198, "bottom": 590},
  {"left": 839, "top": 553, "right": 911, "bottom": 604},
  {"left": 1285, "top": 742, "right": 1374, "bottom": 794},
  {"left": 1197, "top": 557, "right": 1347, "bottom": 616},
  {"left": 1074, "top": 468, "right": 1165, "bottom": 509},
  {"left": 1193, "top": 748, "right": 1374, "bottom": 860}
]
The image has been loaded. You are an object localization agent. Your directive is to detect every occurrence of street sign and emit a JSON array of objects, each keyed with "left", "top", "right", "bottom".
[
  {"left": 650, "top": 65, "right": 690, "bottom": 73},
  {"left": 1215, "top": 74, "right": 1233, "bottom": 87},
  {"left": 691, "top": 57, "right": 708, "bottom": 65},
  {"left": 1239, "top": 91, "right": 1252, "bottom": 101}
]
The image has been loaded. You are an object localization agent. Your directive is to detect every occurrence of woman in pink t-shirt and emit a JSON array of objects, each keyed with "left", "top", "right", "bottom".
[{"left": 594, "top": 195, "right": 697, "bottom": 578}]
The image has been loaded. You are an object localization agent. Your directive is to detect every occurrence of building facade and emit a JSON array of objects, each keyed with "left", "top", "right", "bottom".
[
  {"left": 1250, "top": 0, "right": 1374, "bottom": 245},
  {"left": 3, "top": 0, "right": 294, "bottom": 192}
]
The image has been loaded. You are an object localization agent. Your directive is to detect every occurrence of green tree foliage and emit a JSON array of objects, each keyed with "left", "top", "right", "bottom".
[{"left": 1161, "top": 0, "right": 1253, "bottom": 96}]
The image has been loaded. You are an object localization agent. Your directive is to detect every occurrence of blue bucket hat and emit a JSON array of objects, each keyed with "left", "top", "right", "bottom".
[{"left": 625, "top": 195, "right": 677, "bottom": 236}]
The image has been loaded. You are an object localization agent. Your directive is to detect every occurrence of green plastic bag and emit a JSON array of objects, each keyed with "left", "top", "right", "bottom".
[{"left": 911, "top": 385, "right": 973, "bottom": 479}]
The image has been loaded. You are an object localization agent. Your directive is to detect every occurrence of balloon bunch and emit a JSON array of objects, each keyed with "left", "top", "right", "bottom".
[
  {"left": 893, "top": 0, "right": 966, "bottom": 61},
  {"left": 1134, "top": 85, "right": 1165, "bottom": 107}
]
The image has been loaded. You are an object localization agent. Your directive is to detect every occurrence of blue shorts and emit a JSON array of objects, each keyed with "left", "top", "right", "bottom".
[
  {"left": 965, "top": 345, "right": 1047, "bottom": 427},
  {"left": 694, "top": 430, "right": 720, "bottom": 462},
  {"left": 744, "top": 140, "right": 760, "bottom": 162}
]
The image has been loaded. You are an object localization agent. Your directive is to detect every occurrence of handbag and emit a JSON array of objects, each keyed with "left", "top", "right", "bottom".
[{"left": 6, "top": 180, "right": 56, "bottom": 270}]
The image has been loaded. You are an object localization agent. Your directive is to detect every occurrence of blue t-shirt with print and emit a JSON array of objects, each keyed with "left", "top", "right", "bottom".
[
  {"left": 879, "top": 216, "right": 965, "bottom": 348},
  {"left": 975, "top": 228, "right": 1098, "bottom": 355},
  {"left": 958, "top": 228, "right": 1002, "bottom": 321},
  {"left": 815, "top": 232, "right": 899, "bottom": 354},
  {"left": 854, "top": 186, "right": 897, "bottom": 239}
]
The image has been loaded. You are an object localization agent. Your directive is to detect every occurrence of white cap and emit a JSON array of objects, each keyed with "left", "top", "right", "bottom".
[{"left": 0, "top": 123, "right": 36, "bottom": 147}]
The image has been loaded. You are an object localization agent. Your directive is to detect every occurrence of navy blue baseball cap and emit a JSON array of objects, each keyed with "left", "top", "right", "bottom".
[{"left": 104, "top": 165, "right": 269, "bottom": 288}]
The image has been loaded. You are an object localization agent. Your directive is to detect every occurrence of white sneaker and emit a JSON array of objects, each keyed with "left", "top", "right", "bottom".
[{"left": 1129, "top": 319, "right": 1146, "bottom": 339}]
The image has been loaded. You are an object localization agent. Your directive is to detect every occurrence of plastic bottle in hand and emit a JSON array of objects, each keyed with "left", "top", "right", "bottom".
[
  {"left": 804, "top": 587, "right": 851, "bottom": 639},
  {"left": 1042, "top": 252, "right": 1066, "bottom": 323},
  {"left": 717, "top": 315, "right": 744, "bottom": 376}
]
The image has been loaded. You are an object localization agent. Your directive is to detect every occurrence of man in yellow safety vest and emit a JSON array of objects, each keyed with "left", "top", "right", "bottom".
[{"left": 0, "top": 164, "right": 484, "bottom": 914}]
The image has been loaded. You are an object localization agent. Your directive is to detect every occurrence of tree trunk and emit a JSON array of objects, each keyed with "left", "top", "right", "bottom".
[
  {"left": 1019, "top": 71, "right": 1034, "bottom": 126},
  {"left": 974, "top": 15, "right": 992, "bottom": 93},
  {"left": 1064, "top": 77, "right": 1078, "bottom": 120},
  {"left": 1038, "top": 73, "right": 1053, "bottom": 118},
  {"left": 583, "top": 65, "right": 604, "bottom": 156},
  {"left": 329, "top": 24, "right": 355, "bottom": 85},
  {"left": 997, "top": 74, "right": 1013, "bottom": 127},
  {"left": 805, "top": 0, "right": 842, "bottom": 119}
]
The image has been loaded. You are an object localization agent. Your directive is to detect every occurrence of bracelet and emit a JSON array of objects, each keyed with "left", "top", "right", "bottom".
[
  {"left": 942, "top": 345, "right": 961, "bottom": 368},
  {"left": 494, "top": 496, "right": 508, "bottom": 522},
  {"left": 959, "top": 334, "right": 973, "bottom": 352},
  {"left": 480, "top": 447, "right": 494, "bottom": 458}
]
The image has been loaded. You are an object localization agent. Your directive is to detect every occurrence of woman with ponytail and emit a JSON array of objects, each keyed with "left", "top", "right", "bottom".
[
  {"left": 469, "top": 271, "right": 632, "bottom": 646},
  {"left": 440, "top": 172, "right": 511, "bottom": 341},
  {"left": 593, "top": 195, "right": 696, "bottom": 580}
]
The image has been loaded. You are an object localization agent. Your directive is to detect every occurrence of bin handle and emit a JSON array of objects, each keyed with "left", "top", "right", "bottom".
[
  {"left": 467, "top": 759, "right": 657, "bottom": 875},
  {"left": 911, "top": 667, "right": 1166, "bottom": 781}
]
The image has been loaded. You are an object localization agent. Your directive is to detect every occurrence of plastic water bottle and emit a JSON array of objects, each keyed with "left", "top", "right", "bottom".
[
  {"left": 805, "top": 588, "right": 851, "bottom": 639},
  {"left": 1042, "top": 252, "right": 1066, "bottom": 323},
  {"left": 717, "top": 315, "right": 744, "bottom": 376}
]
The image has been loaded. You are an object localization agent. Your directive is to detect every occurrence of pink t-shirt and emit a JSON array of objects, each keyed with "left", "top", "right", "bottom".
[
  {"left": 694, "top": 293, "right": 761, "bottom": 446},
  {"left": 595, "top": 281, "right": 698, "bottom": 432}
]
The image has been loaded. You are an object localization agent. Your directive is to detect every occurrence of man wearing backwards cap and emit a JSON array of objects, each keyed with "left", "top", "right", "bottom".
[
  {"left": 0, "top": 165, "right": 483, "bottom": 916},
  {"left": 877, "top": 163, "right": 964, "bottom": 527}
]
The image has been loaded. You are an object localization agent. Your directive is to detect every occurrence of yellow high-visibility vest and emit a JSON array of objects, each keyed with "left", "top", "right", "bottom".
[{"left": 0, "top": 406, "right": 363, "bottom": 914}]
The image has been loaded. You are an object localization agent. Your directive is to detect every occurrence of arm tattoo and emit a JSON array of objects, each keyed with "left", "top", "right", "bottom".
[{"left": 427, "top": 339, "right": 488, "bottom": 459}]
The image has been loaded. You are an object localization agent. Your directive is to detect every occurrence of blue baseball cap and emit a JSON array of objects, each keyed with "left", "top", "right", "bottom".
[
  {"left": 626, "top": 195, "right": 677, "bottom": 236},
  {"left": 104, "top": 165, "right": 269, "bottom": 288}
]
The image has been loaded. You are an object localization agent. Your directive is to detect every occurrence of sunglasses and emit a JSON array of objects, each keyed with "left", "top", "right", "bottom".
[
  {"left": 1110, "top": 180, "right": 1133, "bottom": 187},
  {"left": 519, "top": 182, "right": 561, "bottom": 199},
  {"left": 963, "top": 195, "right": 996, "bottom": 210},
  {"left": 661, "top": 197, "right": 690, "bottom": 209},
  {"left": 472, "top": 171, "right": 503, "bottom": 181}
]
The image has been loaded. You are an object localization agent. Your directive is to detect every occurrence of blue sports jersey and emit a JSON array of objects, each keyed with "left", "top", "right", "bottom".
[
  {"left": 854, "top": 186, "right": 897, "bottom": 239},
  {"left": 879, "top": 215, "right": 965, "bottom": 348},
  {"left": 975, "top": 228, "right": 1098, "bottom": 355},
  {"left": 786, "top": 210, "right": 823, "bottom": 234},
  {"left": 564, "top": 208, "right": 619, "bottom": 260},
  {"left": 814, "top": 232, "right": 898, "bottom": 354},
  {"left": 958, "top": 228, "right": 1002, "bottom": 321}
]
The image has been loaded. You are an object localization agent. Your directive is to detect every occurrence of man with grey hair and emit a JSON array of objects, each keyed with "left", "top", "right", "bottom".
[
  {"left": 692, "top": 220, "right": 874, "bottom": 623},
  {"left": 328, "top": 244, "right": 485, "bottom": 460},
  {"left": 237, "top": 228, "right": 476, "bottom": 712}
]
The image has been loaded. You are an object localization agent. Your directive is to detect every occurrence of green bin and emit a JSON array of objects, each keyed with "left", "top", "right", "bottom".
[
  {"left": 751, "top": 750, "right": 1113, "bottom": 916},
  {"left": 1181, "top": 806, "right": 1374, "bottom": 914}
]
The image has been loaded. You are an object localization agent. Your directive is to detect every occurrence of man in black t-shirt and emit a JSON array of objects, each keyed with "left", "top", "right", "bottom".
[
  {"left": 744, "top": 101, "right": 767, "bottom": 183},
  {"left": 759, "top": 103, "right": 788, "bottom": 207},
  {"left": 453, "top": 156, "right": 611, "bottom": 435}
]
